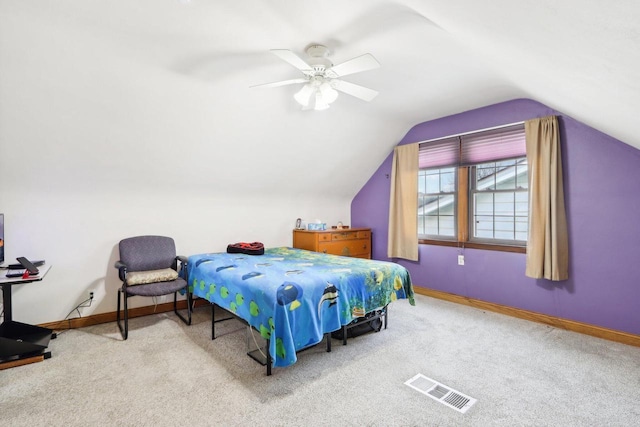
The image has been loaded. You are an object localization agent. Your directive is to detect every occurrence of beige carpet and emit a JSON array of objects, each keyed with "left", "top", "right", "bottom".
[{"left": 1, "top": 294, "right": 639, "bottom": 426}]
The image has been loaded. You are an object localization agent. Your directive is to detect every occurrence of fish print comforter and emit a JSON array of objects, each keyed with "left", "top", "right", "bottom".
[{"left": 187, "top": 247, "right": 414, "bottom": 368}]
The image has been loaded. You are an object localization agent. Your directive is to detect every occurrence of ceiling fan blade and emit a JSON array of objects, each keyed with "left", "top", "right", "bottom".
[
  {"left": 270, "top": 49, "right": 313, "bottom": 73},
  {"left": 332, "top": 80, "right": 379, "bottom": 102},
  {"left": 328, "top": 53, "right": 380, "bottom": 78},
  {"left": 250, "top": 78, "right": 307, "bottom": 89}
]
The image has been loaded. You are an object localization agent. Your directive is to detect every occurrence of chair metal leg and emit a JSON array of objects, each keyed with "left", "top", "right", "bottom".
[
  {"left": 124, "top": 293, "right": 129, "bottom": 339},
  {"left": 116, "top": 289, "right": 129, "bottom": 340},
  {"left": 173, "top": 288, "right": 192, "bottom": 326}
]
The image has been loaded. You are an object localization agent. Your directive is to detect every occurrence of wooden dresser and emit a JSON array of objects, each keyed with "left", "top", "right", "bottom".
[{"left": 292, "top": 228, "right": 371, "bottom": 259}]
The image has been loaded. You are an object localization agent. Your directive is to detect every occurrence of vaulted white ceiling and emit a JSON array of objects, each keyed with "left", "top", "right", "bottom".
[{"left": 2, "top": 0, "right": 638, "bottom": 199}]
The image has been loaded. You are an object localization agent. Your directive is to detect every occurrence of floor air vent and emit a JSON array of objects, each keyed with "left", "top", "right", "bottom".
[{"left": 405, "top": 374, "right": 477, "bottom": 414}]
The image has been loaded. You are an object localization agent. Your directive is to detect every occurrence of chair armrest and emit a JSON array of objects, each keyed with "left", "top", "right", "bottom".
[
  {"left": 175, "top": 255, "right": 188, "bottom": 278},
  {"left": 114, "top": 260, "right": 128, "bottom": 282}
]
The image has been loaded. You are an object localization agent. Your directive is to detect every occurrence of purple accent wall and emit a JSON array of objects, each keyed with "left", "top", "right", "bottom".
[{"left": 352, "top": 98, "right": 640, "bottom": 335}]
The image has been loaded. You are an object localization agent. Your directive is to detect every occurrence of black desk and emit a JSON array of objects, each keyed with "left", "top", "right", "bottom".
[{"left": 0, "top": 265, "right": 53, "bottom": 367}]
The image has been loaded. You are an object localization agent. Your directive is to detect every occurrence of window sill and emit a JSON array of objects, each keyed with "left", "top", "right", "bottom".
[{"left": 419, "top": 239, "right": 526, "bottom": 254}]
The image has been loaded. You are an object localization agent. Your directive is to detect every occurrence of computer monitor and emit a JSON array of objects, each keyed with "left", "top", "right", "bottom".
[{"left": 0, "top": 213, "right": 4, "bottom": 265}]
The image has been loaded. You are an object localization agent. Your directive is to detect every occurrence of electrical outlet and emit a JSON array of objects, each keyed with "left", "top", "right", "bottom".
[
  {"left": 89, "top": 291, "right": 94, "bottom": 299},
  {"left": 458, "top": 255, "right": 465, "bottom": 266}
]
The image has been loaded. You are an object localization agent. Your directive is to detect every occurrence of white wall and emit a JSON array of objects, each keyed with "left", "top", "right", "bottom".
[{"left": 0, "top": 187, "right": 350, "bottom": 324}]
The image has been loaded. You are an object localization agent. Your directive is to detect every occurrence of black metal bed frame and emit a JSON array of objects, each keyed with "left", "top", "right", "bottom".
[
  {"left": 209, "top": 302, "right": 389, "bottom": 376},
  {"left": 210, "top": 303, "right": 332, "bottom": 376}
]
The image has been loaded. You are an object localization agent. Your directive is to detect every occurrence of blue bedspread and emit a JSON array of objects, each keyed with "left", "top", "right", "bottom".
[{"left": 187, "top": 247, "right": 414, "bottom": 368}]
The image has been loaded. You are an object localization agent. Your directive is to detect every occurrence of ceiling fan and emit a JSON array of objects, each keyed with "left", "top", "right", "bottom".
[{"left": 251, "top": 44, "right": 380, "bottom": 111}]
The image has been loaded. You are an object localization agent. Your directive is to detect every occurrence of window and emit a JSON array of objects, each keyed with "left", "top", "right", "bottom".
[
  {"left": 417, "top": 124, "right": 528, "bottom": 251},
  {"left": 418, "top": 167, "right": 456, "bottom": 238},
  {"left": 470, "top": 158, "right": 528, "bottom": 244}
]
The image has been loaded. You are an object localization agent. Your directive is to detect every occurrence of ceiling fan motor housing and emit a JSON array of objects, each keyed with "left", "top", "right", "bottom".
[{"left": 305, "top": 44, "right": 332, "bottom": 73}]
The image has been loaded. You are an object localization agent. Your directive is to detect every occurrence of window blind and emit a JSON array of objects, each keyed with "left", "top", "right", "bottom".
[
  {"left": 418, "top": 136, "right": 459, "bottom": 169},
  {"left": 460, "top": 125, "right": 526, "bottom": 165},
  {"left": 419, "top": 123, "right": 525, "bottom": 169}
]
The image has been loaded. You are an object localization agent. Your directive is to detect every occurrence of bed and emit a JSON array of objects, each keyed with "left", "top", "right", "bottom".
[{"left": 187, "top": 247, "right": 414, "bottom": 374}]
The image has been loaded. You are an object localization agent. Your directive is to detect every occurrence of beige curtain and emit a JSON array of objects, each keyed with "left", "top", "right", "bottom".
[
  {"left": 525, "top": 116, "right": 569, "bottom": 280},
  {"left": 388, "top": 143, "right": 419, "bottom": 261}
]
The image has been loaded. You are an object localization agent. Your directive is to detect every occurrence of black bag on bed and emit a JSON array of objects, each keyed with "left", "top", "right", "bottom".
[{"left": 227, "top": 242, "right": 265, "bottom": 255}]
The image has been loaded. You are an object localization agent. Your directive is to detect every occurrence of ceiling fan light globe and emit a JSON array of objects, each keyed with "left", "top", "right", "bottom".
[
  {"left": 319, "top": 83, "right": 339, "bottom": 104},
  {"left": 314, "top": 92, "right": 330, "bottom": 111},
  {"left": 294, "top": 84, "right": 314, "bottom": 107}
]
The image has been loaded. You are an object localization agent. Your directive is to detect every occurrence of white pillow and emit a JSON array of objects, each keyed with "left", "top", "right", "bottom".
[{"left": 126, "top": 268, "right": 179, "bottom": 286}]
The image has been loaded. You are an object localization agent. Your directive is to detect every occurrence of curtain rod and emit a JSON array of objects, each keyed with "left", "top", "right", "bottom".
[{"left": 414, "top": 120, "right": 525, "bottom": 145}]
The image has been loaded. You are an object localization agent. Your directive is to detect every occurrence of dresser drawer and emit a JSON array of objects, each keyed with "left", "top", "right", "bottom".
[
  {"left": 357, "top": 230, "right": 370, "bottom": 239},
  {"left": 318, "top": 240, "right": 370, "bottom": 257},
  {"left": 331, "top": 231, "right": 359, "bottom": 241},
  {"left": 318, "top": 233, "right": 332, "bottom": 242}
]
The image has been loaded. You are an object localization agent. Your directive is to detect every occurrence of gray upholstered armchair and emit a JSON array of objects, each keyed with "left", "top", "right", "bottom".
[{"left": 114, "top": 235, "right": 191, "bottom": 340}]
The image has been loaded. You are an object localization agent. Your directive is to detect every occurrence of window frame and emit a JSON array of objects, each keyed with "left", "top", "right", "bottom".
[
  {"left": 418, "top": 167, "right": 458, "bottom": 241},
  {"left": 467, "top": 157, "right": 529, "bottom": 247},
  {"left": 417, "top": 124, "right": 528, "bottom": 254}
]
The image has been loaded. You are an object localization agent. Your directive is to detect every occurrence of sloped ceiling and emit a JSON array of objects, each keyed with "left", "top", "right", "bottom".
[{"left": 1, "top": 0, "right": 638, "bottom": 199}]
